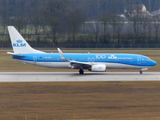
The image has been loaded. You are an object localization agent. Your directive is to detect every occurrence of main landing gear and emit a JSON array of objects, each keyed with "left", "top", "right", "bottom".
[
  {"left": 139, "top": 70, "right": 143, "bottom": 74},
  {"left": 79, "top": 69, "right": 84, "bottom": 74}
]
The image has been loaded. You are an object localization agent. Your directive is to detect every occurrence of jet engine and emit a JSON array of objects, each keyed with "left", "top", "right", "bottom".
[{"left": 90, "top": 64, "right": 106, "bottom": 72}]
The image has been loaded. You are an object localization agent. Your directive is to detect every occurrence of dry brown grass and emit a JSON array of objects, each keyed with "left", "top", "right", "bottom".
[
  {"left": 0, "top": 82, "right": 160, "bottom": 120},
  {"left": 1, "top": 50, "right": 160, "bottom": 120}
]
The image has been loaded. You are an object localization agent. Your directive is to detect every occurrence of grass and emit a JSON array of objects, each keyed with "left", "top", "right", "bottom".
[
  {"left": 0, "top": 49, "right": 160, "bottom": 119},
  {"left": 0, "top": 49, "right": 159, "bottom": 72},
  {"left": 0, "top": 82, "right": 160, "bottom": 120}
]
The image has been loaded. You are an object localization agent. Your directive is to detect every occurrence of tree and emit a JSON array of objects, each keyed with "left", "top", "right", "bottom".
[
  {"left": 153, "top": 16, "right": 160, "bottom": 44},
  {"left": 86, "top": 21, "right": 102, "bottom": 43},
  {"left": 100, "top": 12, "right": 111, "bottom": 44},
  {"left": 67, "top": 9, "right": 86, "bottom": 42},
  {"left": 110, "top": 14, "right": 124, "bottom": 45},
  {"left": 0, "top": 0, "right": 8, "bottom": 33},
  {"left": 42, "top": 0, "right": 68, "bottom": 45}
]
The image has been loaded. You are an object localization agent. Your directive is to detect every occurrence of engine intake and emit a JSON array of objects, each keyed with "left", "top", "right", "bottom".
[{"left": 90, "top": 64, "right": 106, "bottom": 72}]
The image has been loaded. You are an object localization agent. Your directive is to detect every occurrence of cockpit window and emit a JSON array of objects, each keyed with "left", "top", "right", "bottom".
[{"left": 145, "top": 58, "right": 150, "bottom": 60}]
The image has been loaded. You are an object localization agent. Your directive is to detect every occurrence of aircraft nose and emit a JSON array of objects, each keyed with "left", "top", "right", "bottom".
[{"left": 151, "top": 60, "right": 157, "bottom": 66}]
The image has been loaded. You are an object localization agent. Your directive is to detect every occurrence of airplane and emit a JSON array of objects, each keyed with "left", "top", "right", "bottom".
[{"left": 7, "top": 26, "right": 157, "bottom": 74}]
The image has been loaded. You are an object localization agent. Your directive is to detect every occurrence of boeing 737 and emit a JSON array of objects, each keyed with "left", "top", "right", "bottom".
[{"left": 7, "top": 26, "right": 157, "bottom": 74}]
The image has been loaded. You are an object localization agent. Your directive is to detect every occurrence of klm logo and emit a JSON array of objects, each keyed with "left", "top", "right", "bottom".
[
  {"left": 98, "top": 67, "right": 102, "bottom": 69},
  {"left": 13, "top": 40, "right": 26, "bottom": 47},
  {"left": 108, "top": 55, "right": 117, "bottom": 59}
]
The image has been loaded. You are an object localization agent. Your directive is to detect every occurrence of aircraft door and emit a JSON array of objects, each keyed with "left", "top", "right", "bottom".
[
  {"left": 92, "top": 58, "right": 95, "bottom": 62},
  {"left": 137, "top": 57, "right": 141, "bottom": 64},
  {"left": 88, "top": 57, "right": 95, "bottom": 63},
  {"left": 88, "top": 58, "right": 91, "bottom": 62},
  {"left": 33, "top": 56, "right": 37, "bottom": 65}
]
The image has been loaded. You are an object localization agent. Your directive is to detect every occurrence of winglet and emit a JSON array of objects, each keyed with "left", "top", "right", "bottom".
[{"left": 57, "top": 48, "right": 69, "bottom": 62}]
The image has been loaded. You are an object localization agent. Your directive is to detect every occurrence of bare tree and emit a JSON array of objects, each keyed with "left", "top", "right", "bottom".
[
  {"left": 0, "top": 0, "right": 8, "bottom": 33},
  {"left": 42, "top": 0, "right": 67, "bottom": 45},
  {"left": 86, "top": 21, "right": 102, "bottom": 43},
  {"left": 100, "top": 12, "right": 111, "bottom": 43},
  {"left": 110, "top": 15, "right": 124, "bottom": 45},
  {"left": 138, "top": 17, "right": 151, "bottom": 44},
  {"left": 153, "top": 16, "right": 160, "bottom": 43},
  {"left": 130, "top": 14, "right": 144, "bottom": 44},
  {"left": 67, "top": 9, "right": 86, "bottom": 42}
]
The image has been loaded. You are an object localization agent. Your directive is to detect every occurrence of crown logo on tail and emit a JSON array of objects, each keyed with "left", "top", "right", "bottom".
[{"left": 16, "top": 40, "right": 23, "bottom": 43}]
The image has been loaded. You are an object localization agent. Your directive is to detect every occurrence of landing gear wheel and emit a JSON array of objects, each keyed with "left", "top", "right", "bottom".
[
  {"left": 79, "top": 69, "right": 84, "bottom": 74},
  {"left": 140, "top": 70, "right": 143, "bottom": 74}
]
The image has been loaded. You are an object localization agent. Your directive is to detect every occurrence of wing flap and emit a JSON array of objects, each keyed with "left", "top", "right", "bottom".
[
  {"left": 70, "top": 61, "right": 92, "bottom": 66},
  {"left": 70, "top": 61, "right": 92, "bottom": 69}
]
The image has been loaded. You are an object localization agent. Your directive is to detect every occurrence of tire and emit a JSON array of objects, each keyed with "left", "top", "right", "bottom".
[{"left": 79, "top": 69, "right": 84, "bottom": 74}]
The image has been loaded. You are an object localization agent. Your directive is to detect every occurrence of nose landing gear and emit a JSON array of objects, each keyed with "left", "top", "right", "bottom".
[{"left": 140, "top": 70, "right": 143, "bottom": 74}]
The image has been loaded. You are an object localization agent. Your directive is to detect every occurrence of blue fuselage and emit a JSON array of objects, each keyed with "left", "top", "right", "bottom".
[{"left": 12, "top": 53, "right": 157, "bottom": 69}]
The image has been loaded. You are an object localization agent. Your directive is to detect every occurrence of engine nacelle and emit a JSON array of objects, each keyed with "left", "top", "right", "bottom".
[
  {"left": 91, "top": 64, "right": 106, "bottom": 72},
  {"left": 69, "top": 65, "right": 75, "bottom": 69}
]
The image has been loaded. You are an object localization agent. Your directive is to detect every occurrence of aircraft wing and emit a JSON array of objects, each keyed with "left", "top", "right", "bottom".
[
  {"left": 57, "top": 48, "right": 92, "bottom": 69},
  {"left": 70, "top": 61, "right": 92, "bottom": 69}
]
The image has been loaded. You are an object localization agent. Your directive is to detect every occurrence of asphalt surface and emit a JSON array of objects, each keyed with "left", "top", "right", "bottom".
[{"left": 0, "top": 72, "right": 160, "bottom": 82}]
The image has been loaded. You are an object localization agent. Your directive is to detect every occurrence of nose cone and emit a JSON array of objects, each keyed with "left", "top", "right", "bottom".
[{"left": 151, "top": 60, "right": 157, "bottom": 66}]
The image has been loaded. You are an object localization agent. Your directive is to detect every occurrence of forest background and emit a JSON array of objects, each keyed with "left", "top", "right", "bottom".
[{"left": 0, "top": 0, "right": 160, "bottom": 48}]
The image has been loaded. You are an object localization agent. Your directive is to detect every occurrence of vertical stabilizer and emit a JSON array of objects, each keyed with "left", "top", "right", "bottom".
[{"left": 8, "top": 26, "right": 44, "bottom": 54}]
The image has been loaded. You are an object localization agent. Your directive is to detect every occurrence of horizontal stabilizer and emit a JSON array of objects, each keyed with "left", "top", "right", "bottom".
[{"left": 7, "top": 52, "right": 24, "bottom": 57}]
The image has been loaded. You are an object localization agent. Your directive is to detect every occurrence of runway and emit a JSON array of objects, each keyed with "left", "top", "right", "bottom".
[{"left": 0, "top": 72, "right": 160, "bottom": 82}]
